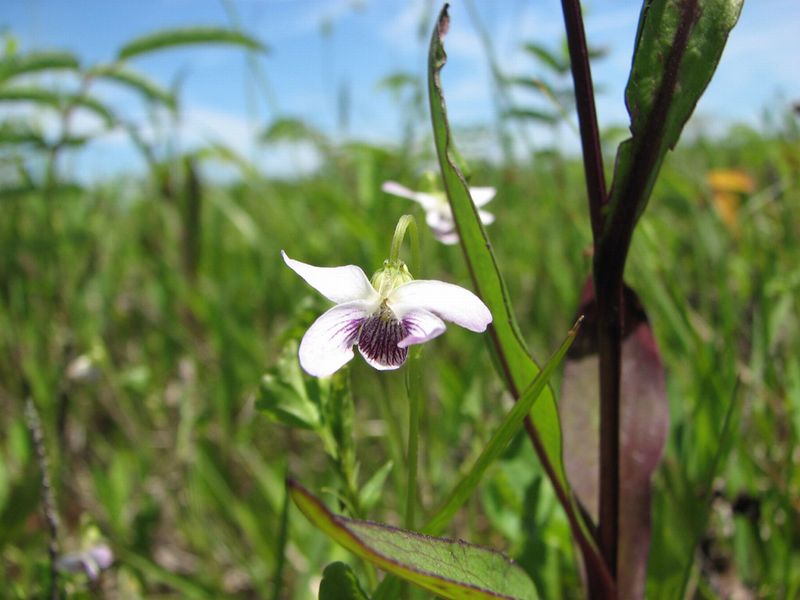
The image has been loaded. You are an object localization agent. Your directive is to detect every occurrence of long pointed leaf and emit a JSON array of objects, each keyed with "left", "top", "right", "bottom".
[
  {"left": 427, "top": 5, "right": 610, "bottom": 590},
  {"left": 289, "top": 480, "right": 539, "bottom": 600},
  {"left": 117, "top": 26, "right": 267, "bottom": 61}
]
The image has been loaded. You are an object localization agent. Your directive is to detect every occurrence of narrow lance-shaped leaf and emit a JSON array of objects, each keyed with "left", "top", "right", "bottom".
[
  {"left": 90, "top": 65, "right": 177, "bottom": 111},
  {"left": 427, "top": 6, "right": 610, "bottom": 590},
  {"left": 560, "top": 279, "right": 668, "bottom": 599},
  {"left": 117, "top": 26, "right": 267, "bottom": 61},
  {"left": 423, "top": 319, "right": 580, "bottom": 535},
  {"left": 603, "top": 0, "right": 744, "bottom": 235},
  {"left": 289, "top": 480, "right": 539, "bottom": 600},
  {"left": 0, "top": 50, "right": 81, "bottom": 83}
]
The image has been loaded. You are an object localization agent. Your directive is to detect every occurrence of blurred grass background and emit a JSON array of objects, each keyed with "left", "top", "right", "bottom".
[{"left": 2, "top": 3, "right": 800, "bottom": 598}]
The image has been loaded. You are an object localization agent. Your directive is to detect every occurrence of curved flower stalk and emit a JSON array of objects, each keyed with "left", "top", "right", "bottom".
[
  {"left": 381, "top": 181, "right": 495, "bottom": 245},
  {"left": 282, "top": 251, "right": 492, "bottom": 377}
]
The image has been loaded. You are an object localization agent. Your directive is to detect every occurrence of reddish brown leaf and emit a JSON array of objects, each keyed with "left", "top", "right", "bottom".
[{"left": 561, "top": 278, "right": 668, "bottom": 599}]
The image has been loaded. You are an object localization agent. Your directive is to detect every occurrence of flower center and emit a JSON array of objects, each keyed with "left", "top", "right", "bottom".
[
  {"left": 370, "top": 260, "right": 413, "bottom": 298},
  {"left": 357, "top": 303, "right": 408, "bottom": 368}
]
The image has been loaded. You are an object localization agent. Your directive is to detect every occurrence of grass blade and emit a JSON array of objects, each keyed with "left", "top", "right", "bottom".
[
  {"left": 90, "top": 65, "right": 177, "bottom": 110},
  {"left": 423, "top": 318, "right": 581, "bottom": 536},
  {"left": 0, "top": 51, "right": 80, "bottom": 83},
  {"left": 117, "top": 26, "right": 267, "bottom": 61}
]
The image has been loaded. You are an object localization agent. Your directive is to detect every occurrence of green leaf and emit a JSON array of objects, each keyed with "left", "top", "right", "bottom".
[
  {"left": 319, "top": 562, "right": 370, "bottom": 600},
  {"left": 117, "top": 26, "right": 267, "bottom": 61},
  {"left": 358, "top": 460, "right": 393, "bottom": 513},
  {"left": 521, "top": 43, "right": 569, "bottom": 75},
  {"left": 502, "top": 108, "right": 559, "bottom": 125},
  {"left": 0, "top": 182, "right": 83, "bottom": 202},
  {"left": 428, "top": 2, "right": 562, "bottom": 498},
  {"left": 0, "top": 121, "right": 45, "bottom": 147},
  {"left": 0, "top": 87, "right": 116, "bottom": 127},
  {"left": 257, "top": 339, "right": 321, "bottom": 430},
  {"left": 0, "top": 50, "right": 80, "bottom": 83},
  {"left": 427, "top": 6, "right": 610, "bottom": 590},
  {"left": 423, "top": 319, "right": 580, "bottom": 535},
  {"left": 261, "top": 117, "right": 327, "bottom": 147},
  {"left": 604, "top": 0, "right": 744, "bottom": 232},
  {"left": 90, "top": 65, "right": 177, "bottom": 110},
  {"left": 289, "top": 480, "right": 539, "bottom": 600},
  {"left": 376, "top": 72, "right": 421, "bottom": 95},
  {"left": 0, "top": 121, "right": 89, "bottom": 150}
]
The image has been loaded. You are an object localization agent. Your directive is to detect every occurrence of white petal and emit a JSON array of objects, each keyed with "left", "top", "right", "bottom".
[
  {"left": 478, "top": 209, "right": 495, "bottom": 225},
  {"left": 425, "top": 207, "right": 455, "bottom": 233},
  {"left": 398, "top": 309, "right": 446, "bottom": 348},
  {"left": 469, "top": 186, "right": 496, "bottom": 207},
  {"left": 390, "top": 280, "right": 492, "bottom": 332},
  {"left": 425, "top": 210, "right": 459, "bottom": 244},
  {"left": 433, "top": 230, "right": 460, "bottom": 245},
  {"left": 282, "top": 251, "right": 379, "bottom": 304},
  {"left": 381, "top": 181, "right": 438, "bottom": 211},
  {"left": 298, "top": 301, "right": 372, "bottom": 377}
]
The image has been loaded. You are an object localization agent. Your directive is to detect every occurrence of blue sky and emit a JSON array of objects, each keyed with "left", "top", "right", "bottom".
[{"left": 2, "top": 0, "right": 798, "bottom": 179}]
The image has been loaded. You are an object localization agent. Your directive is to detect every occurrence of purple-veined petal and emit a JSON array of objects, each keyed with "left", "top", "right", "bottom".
[
  {"left": 381, "top": 181, "right": 438, "bottom": 211},
  {"left": 398, "top": 309, "right": 446, "bottom": 348},
  {"left": 469, "top": 186, "right": 496, "bottom": 207},
  {"left": 282, "top": 251, "right": 379, "bottom": 304},
  {"left": 299, "top": 301, "right": 374, "bottom": 376},
  {"left": 478, "top": 209, "right": 495, "bottom": 225},
  {"left": 357, "top": 312, "right": 409, "bottom": 370},
  {"left": 390, "top": 280, "right": 492, "bottom": 332}
]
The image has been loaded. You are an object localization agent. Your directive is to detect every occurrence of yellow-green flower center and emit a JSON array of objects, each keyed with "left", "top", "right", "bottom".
[{"left": 371, "top": 260, "right": 413, "bottom": 298}]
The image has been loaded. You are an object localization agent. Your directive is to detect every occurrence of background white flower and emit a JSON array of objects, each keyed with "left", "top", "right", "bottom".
[
  {"left": 282, "top": 251, "right": 492, "bottom": 377},
  {"left": 381, "top": 181, "right": 496, "bottom": 245}
]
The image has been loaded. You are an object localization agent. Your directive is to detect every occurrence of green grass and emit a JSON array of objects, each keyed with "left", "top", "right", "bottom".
[{"left": 1, "top": 112, "right": 799, "bottom": 598}]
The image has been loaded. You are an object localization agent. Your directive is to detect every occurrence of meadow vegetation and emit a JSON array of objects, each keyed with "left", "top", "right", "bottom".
[{"left": 1, "top": 4, "right": 799, "bottom": 599}]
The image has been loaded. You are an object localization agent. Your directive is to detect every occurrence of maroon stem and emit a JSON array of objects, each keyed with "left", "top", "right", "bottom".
[
  {"left": 560, "top": 0, "right": 618, "bottom": 587},
  {"left": 560, "top": 0, "right": 607, "bottom": 238},
  {"left": 594, "top": 272, "right": 622, "bottom": 581}
]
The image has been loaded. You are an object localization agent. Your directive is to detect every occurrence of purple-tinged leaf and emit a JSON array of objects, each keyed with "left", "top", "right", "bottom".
[
  {"left": 289, "top": 479, "right": 539, "bottom": 599},
  {"left": 561, "top": 279, "right": 668, "bottom": 599}
]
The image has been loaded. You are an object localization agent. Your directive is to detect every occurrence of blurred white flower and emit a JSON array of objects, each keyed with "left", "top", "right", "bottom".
[
  {"left": 66, "top": 354, "right": 101, "bottom": 383},
  {"left": 57, "top": 544, "right": 113, "bottom": 581},
  {"left": 381, "top": 181, "right": 496, "bottom": 245},
  {"left": 282, "top": 251, "right": 492, "bottom": 376}
]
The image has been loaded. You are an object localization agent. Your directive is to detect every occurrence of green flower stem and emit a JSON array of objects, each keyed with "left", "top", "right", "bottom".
[
  {"left": 404, "top": 347, "right": 423, "bottom": 529},
  {"left": 389, "top": 214, "right": 419, "bottom": 274},
  {"left": 377, "top": 378, "right": 408, "bottom": 495},
  {"left": 389, "top": 214, "right": 423, "bottom": 531}
]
